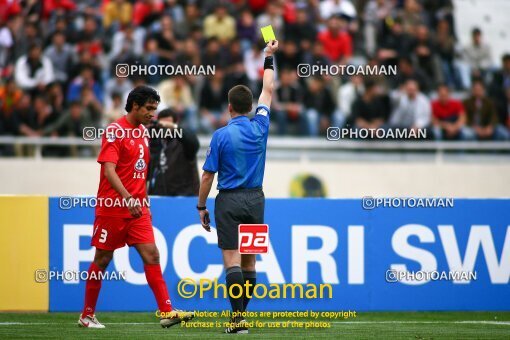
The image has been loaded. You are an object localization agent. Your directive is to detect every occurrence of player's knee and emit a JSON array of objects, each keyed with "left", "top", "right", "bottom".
[
  {"left": 94, "top": 252, "right": 113, "bottom": 269},
  {"left": 149, "top": 252, "right": 160, "bottom": 264},
  {"left": 145, "top": 247, "right": 160, "bottom": 264}
]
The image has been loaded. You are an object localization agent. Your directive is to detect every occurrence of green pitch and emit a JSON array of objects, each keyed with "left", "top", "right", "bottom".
[{"left": 0, "top": 312, "right": 509, "bottom": 339}]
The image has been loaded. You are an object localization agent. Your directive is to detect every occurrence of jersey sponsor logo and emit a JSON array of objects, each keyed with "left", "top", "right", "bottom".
[
  {"left": 134, "top": 159, "right": 147, "bottom": 172},
  {"left": 238, "top": 224, "right": 269, "bottom": 254},
  {"left": 256, "top": 108, "right": 268, "bottom": 116}
]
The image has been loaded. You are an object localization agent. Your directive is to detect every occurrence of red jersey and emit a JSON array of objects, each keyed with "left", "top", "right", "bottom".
[
  {"left": 317, "top": 30, "right": 352, "bottom": 62},
  {"left": 432, "top": 99, "right": 464, "bottom": 121},
  {"left": 96, "top": 116, "right": 150, "bottom": 218}
]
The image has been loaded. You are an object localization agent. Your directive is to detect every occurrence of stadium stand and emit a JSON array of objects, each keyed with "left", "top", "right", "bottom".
[{"left": 0, "top": 0, "right": 509, "bottom": 158}]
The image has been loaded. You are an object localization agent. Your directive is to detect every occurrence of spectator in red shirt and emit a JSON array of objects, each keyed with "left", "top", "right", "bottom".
[
  {"left": 0, "top": 0, "right": 21, "bottom": 22},
  {"left": 317, "top": 15, "right": 352, "bottom": 64},
  {"left": 248, "top": 0, "right": 269, "bottom": 16},
  {"left": 432, "top": 84, "right": 467, "bottom": 140},
  {"left": 133, "top": 0, "right": 164, "bottom": 27}
]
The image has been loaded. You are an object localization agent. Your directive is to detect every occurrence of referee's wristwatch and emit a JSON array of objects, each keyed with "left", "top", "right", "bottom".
[{"left": 196, "top": 205, "right": 207, "bottom": 211}]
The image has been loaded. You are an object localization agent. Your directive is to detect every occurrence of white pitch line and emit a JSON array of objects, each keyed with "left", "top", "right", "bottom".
[
  {"left": 0, "top": 323, "right": 53, "bottom": 325},
  {"left": 1, "top": 321, "right": 509, "bottom": 326},
  {"left": 0, "top": 322, "right": 155, "bottom": 325},
  {"left": 330, "top": 321, "right": 510, "bottom": 326}
]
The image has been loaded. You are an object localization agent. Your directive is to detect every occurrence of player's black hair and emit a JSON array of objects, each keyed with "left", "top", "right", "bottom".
[
  {"left": 158, "top": 108, "right": 180, "bottom": 123},
  {"left": 125, "top": 86, "right": 160, "bottom": 112},
  {"left": 228, "top": 85, "right": 253, "bottom": 115}
]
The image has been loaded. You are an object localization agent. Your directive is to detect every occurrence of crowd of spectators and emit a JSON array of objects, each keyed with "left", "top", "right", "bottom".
[{"left": 1, "top": 0, "right": 509, "bottom": 156}]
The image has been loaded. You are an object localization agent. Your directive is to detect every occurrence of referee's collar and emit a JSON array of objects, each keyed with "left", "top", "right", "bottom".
[{"left": 228, "top": 115, "right": 249, "bottom": 125}]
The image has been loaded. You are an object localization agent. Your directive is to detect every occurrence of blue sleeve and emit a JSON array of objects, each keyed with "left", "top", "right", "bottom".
[
  {"left": 202, "top": 132, "right": 219, "bottom": 173},
  {"left": 252, "top": 104, "right": 270, "bottom": 133}
]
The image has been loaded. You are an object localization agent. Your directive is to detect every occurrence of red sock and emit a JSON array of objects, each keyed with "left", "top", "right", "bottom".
[
  {"left": 82, "top": 262, "right": 104, "bottom": 317},
  {"left": 144, "top": 264, "right": 172, "bottom": 312}
]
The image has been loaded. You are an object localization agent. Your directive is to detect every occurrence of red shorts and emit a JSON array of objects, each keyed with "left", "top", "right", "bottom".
[{"left": 91, "top": 214, "right": 155, "bottom": 250}]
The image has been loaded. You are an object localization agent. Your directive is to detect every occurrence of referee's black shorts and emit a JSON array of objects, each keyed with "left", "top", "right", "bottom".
[{"left": 214, "top": 187, "right": 265, "bottom": 250}]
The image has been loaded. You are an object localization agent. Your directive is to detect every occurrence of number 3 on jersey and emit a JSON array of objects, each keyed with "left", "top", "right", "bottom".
[
  {"left": 133, "top": 143, "right": 147, "bottom": 178},
  {"left": 138, "top": 144, "right": 144, "bottom": 158}
]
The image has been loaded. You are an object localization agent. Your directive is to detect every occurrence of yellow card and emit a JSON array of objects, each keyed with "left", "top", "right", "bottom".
[{"left": 260, "top": 25, "right": 276, "bottom": 43}]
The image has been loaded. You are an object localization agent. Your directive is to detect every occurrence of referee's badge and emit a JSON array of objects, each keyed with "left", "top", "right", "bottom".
[{"left": 257, "top": 108, "right": 268, "bottom": 116}]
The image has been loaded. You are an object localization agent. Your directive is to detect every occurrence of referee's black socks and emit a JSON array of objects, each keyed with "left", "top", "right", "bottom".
[
  {"left": 242, "top": 270, "right": 256, "bottom": 311},
  {"left": 225, "top": 266, "right": 244, "bottom": 314}
]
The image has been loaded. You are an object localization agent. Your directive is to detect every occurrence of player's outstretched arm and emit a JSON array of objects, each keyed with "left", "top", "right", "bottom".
[{"left": 258, "top": 40, "right": 279, "bottom": 108}]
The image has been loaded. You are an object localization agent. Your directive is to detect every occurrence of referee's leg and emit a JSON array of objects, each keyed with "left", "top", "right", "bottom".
[
  {"left": 241, "top": 254, "right": 256, "bottom": 311},
  {"left": 222, "top": 250, "right": 244, "bottom": 314},
  {"left": 240, "top": 188, "right": 264, "bottom": 311},
  {"left": 216, "top": 191, "right": 246, "bottom": 315}
]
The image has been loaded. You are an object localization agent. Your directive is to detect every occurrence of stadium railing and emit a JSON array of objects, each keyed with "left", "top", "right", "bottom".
[{"left": 1, "top": 136, "right": 509, "bottom": 162}]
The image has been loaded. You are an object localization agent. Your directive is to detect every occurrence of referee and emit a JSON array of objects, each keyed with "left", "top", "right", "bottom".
[{"left": 197, "top": 40, "right": 278, "bottom": 334}]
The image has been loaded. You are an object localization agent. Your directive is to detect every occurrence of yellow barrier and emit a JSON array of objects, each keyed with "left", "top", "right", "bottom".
[{"left": 0, "top": 196, "right": 48, "bottom": 311}]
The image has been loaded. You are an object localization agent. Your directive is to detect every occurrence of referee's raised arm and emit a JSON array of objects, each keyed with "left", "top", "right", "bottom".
[
  {"left": 196, "top": 39, "right": 279, "bottom": 333},
  {"left": 258, "top": 40, "right": 279, "bottom": 108}
]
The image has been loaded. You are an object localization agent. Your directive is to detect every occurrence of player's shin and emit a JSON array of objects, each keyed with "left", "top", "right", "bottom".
[
  {"left": 82, "top": 262, "right": 104, "bottom": 317},
  {"left": 144, "top": 264, "right": 172, "bottom": 312}
]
